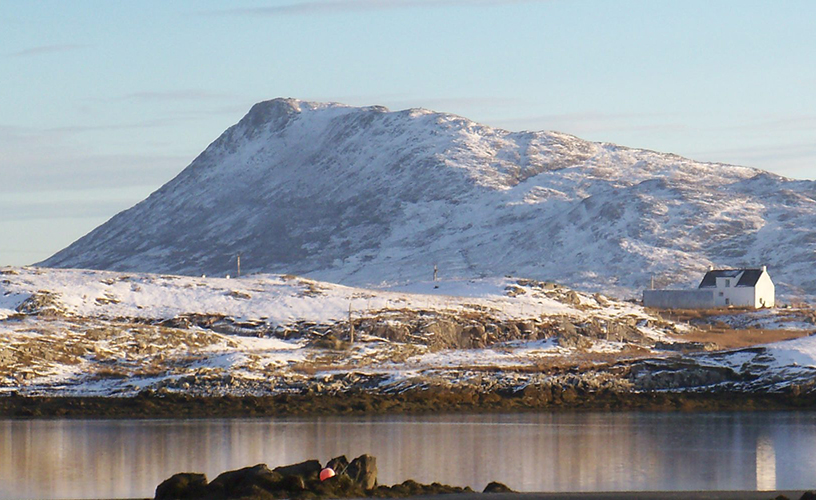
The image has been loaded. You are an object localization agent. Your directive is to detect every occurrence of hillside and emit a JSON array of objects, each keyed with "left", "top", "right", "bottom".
[
  {"left": 40, "top": 98, "right": 816, "bottom": 297},
  {"left": 1, "top": 266, "right": 814, "bottom": 400}
]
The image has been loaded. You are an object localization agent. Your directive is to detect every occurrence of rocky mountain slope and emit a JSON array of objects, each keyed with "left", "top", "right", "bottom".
[{"left": 40, "top": 98, "right": 816, "bottom": 297}]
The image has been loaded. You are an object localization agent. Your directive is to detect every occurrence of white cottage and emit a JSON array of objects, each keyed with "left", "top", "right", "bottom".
[
  {"left": 643, "top": 266, "right": 775, "bottom": 309},
  {"left": 697, "top": 266, "right": 775, "bottom": 308}
]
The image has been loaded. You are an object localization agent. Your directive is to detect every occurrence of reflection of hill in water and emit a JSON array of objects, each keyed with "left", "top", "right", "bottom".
[{"left": 2, "top": 412, "right": 815, "bottom": 499}]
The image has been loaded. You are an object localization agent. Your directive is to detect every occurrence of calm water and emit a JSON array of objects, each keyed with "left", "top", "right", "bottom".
[{"left": 1, "top": 412, "right": 815, "bottom": 499}]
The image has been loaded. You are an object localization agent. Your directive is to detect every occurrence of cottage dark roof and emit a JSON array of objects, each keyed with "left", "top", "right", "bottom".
[
  {"left": 736, "top": 269, "right": 763, "bottom": 287},
  {"left": 698, "top": 269, "right": 765, "bottom": 288}
]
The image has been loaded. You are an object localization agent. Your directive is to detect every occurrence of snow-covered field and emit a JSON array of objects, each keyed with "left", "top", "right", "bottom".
[
  {"left": 0, "top": 268, "right": 593, "bottom": 325},
  {"left": 1, "top": 266, "right": 814, "bottom": 397}
]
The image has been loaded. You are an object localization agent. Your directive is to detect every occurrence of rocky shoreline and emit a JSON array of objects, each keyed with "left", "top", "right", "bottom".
[
  {"left": 2, "top": 387, "right": 815, "bottom": 418},
  {"left": 153, "top": 455, "right": 816, "bottom": 500},
  {"left": 153, "top": 454, "right": 513, "bottom": 500}
]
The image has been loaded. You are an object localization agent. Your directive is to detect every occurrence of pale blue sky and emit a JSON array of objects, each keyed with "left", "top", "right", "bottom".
[{"left": 1, "top": 0, "right": 814, "bottom": 265}]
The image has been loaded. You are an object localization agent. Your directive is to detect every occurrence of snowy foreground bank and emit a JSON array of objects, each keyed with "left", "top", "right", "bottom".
[{"left": 1, "top": 266, "right": 815, "bottom": 402}]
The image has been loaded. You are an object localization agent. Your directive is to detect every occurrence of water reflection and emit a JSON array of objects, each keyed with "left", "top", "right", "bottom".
[
  {"left": 1, "top": 412, "right": 815, "bottom": 499},
  {"left": 756, "top": 434, "right": 776, "bottom": 491}
]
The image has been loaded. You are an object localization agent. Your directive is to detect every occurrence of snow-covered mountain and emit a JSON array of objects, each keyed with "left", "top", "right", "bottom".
[{"left": 41, "top": 98, "right": 816, "bottom": 297}]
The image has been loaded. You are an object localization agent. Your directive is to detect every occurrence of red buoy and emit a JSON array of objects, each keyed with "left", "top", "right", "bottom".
[{"left": 320, "top": 467, "right": 336, "bottom": 481}]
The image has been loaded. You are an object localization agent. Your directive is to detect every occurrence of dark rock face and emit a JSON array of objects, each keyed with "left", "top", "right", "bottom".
[{"left": 154, "top": 472, "right": 208, "bottom": 500}]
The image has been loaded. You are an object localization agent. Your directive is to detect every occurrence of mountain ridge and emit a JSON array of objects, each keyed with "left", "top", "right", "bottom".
[{"left": 41, "top": 98, "right": 816, "bottom": 298}]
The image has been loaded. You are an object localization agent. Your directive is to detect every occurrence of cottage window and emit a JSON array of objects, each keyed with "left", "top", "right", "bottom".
[
  {"left": 725, "top": 279, "right": 731, "bottom": 287},
  {"left": 719, "top": 292, "right": 724, "bottom": 297},
  {"left": 725, "top": 298, "right": 730, "bottom": 305}
]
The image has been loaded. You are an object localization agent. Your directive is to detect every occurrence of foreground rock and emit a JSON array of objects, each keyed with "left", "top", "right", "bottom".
[
  {"left": 154, "top": 454, "right": 482, "bottom": 499},
  {"left": 775, "top": 493, "right": 816, "bottom": 500}
]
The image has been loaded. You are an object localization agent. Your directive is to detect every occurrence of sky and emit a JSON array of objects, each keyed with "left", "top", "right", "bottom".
[{"left": 1, "top": 0, "right": 815, "bottom": 266}]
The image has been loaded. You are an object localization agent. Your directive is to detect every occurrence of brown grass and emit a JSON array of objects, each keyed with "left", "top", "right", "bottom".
[
  {"left": 668, "top": 327, "right": 812, "bottom": 350},
  {"left": 653, "top": 307, "right": 815, "bottom": 349}
]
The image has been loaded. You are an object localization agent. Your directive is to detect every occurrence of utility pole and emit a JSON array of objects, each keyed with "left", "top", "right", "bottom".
[
  {"left": 348, "top": 303, "right": 354, "bottom": 344},
  {"left": 651, "top": 274, "right": 654, "bottom": 290},
  {"left": 237, "top": 253, "right": 241, "bottom": 277}
]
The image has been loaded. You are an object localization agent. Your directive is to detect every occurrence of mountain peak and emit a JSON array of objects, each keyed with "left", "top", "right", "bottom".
[
  {"left": 40, "top": 99, "right": 816, "bottom": 298},
  {"left": 237, "top": 97, "right": 323, "bottom": 134}
]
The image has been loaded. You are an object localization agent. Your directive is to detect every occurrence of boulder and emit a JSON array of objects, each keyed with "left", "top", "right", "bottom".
[
  {"left": 311, "top": 334, "right": 349, "bottom": 350},
  {"left": 424, "top": 320, "right": 464, "bottom": 350},
  {"left": 557, "top": 320, "right": 591, "bottom": 350},
  {"left": 273, "top": 459, "right": 322, "bottom": 480},
  {"left": 327, "top": 455, "right": 350, "bottom": 474},
  {"left": 381, "top": 479, "right": 472, "bottom": 496},
  {"left": 462, "top": 324, "right": 487, "bottom": 348},
  {"left": 207, "top": 463, "right": 281, "bottom": 498},
  {"left": 483, "top": 481, "right": 515, "bottom": 493},
  {"left": 501, "top": 322, "right": 520, "bottom": 341},
  {"left": 154, "top": 472, "right": 208, "bottom": 500},
  {"left": 346, "top": 454, "right": 378, "bottom": 490},
  {"left": 369, "top": 321, "right": 411, "bottom": 343},
  {"left": 563, "top": 291, "right": 582, "bottom": 306}
]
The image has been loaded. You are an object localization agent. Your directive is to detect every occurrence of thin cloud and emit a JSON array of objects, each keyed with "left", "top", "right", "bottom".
[
  {"left": 495, "top": 111, "right": 677, "bottom": 134},
  {"left": 207, "top": 0, "right": 549, "bottom": 16},
  {"left": 733, "top": 114, "right": 816, "bottom": 132},
  {"left": 0, "top": 121, "right": 175, "bottom": 140},
  {"left": 689, "top": 142, "right": 816, "bottom": 163},
  {"left": 0, "top": 198, "right": 138, "bottom": 223},
  {"left": 120, "top": 89, "right": 231, "bottom": 102},
  {"left": 387, "top": 96, "right": 525, "bottom": 111},
  {"left": 682, "top": 142, "right": 816, "bottom": 181},
  {"left": 1, "top": 105, "right": 242, "bottom": 138},
  {"left": 0, "top": 151, "right": 187, "bottom": 193},
  {"left": 47, "top": 120, "right": 176, "bottom": 134},
  {"left": 0, "top": 125, "right": 187, "bottom": 192},
  {"left": 9, "top": 44, "right": 88, "bottom": 58}
]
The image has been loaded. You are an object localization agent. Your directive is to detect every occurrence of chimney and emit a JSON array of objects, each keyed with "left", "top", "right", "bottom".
[
  {"left": 761, "top": 265, "right": 767, "bottom": 273},
  {"left": 708, "top": 264, "right": 714, "bottom": 271}
]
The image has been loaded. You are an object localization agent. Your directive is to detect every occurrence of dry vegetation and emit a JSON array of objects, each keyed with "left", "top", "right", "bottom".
[{"left": 655, "top": 306, "right": 816, "bottom": 349}]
